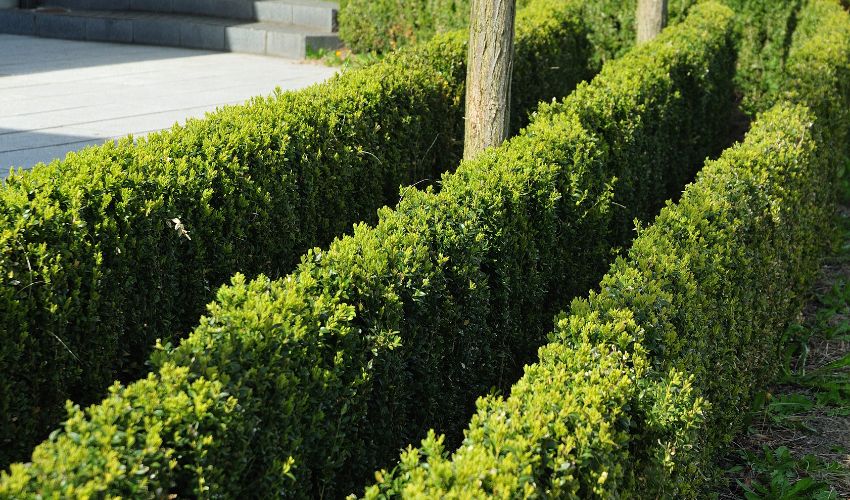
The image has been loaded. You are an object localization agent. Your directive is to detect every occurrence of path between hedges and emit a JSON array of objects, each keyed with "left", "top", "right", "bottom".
[
  {"left": 0, "top": 34, "right": 337, "bottom": 175},
  {"left": 717, "top": 202, "right": 850, "bottom": 499}
]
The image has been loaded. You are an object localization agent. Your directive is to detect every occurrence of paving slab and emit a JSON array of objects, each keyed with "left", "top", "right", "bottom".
[{"left": 0, "top": 33, "right": 336, "bottom": 175}]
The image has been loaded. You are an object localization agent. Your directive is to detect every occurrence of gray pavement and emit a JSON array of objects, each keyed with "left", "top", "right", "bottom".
[{"left": 0, "top": 34, "right": 336, "bottom": 175}]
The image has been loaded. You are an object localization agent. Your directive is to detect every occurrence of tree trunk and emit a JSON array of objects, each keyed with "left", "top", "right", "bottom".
[
  {"left": 636, "top": 0, "right": 668, "bottom": 44},
  {"left": 463, "top": 0, "right": 516, "bottom": 160}
]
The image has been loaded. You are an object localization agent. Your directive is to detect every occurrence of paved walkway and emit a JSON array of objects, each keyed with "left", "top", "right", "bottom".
[{"left": 0, "top": 34, "right": 336, "bottom": 175}]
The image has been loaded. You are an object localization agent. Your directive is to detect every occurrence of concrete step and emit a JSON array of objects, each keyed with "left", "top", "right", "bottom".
[
  {"left": 34, "top": 0, "right": 337, "bottom": 32},
  {"left": 0, "top": 8, "right": 341, "bottom": 58}
]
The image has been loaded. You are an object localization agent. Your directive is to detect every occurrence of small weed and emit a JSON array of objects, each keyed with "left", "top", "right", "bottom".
[
  {"left": 759, "top": 394, "right": 818, "bottom": 432},
  {"left": 735, "top": 446, "right": 836, "bottom": 500}
]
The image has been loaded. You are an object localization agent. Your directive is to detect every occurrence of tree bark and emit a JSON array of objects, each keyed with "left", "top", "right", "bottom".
[
  {"left": 636, "top": 0, "right": 668, "bottom": 44},
  {"left": 463, "top": 0, "right": 516, "bottom": 160}
]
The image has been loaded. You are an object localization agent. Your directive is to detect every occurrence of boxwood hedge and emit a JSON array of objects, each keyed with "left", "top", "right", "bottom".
[
  {"left": 0, "top": 3, "right": 735, "bottom": 497},
  {"left": 359, "top": 1, "right": 850, "bottom": 497},
  {"left": 362, "top": 102, "right": 833, "bottom": 499},
  {"left": 0, "top": 0, "right": 596, "bottom": 467}
]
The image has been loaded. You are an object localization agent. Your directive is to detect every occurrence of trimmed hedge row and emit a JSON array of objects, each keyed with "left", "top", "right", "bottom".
[
  {"left": 0, "top": 3, "right": 736, "bottom": 497},
  {"left": 359, "top": 1, "right": 850, "bottom": 497},
  {"left": 0, "top": 0, "right": 595, "bottom": 467},
  {"left": 361, "top": 104, "right": 836, "bottom": 500}
]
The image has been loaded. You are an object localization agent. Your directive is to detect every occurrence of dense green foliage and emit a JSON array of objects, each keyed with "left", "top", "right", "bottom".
[
  {"left": 726, "top": 0, "right": 804, "bottom": 115},
  {"left": 577, "top": 0, "right": 698, "bottom": 67},
  {"left": 338, "top": 0, "right": 807, "bottom": 115},
  {"left": 338, "top": 0, "right": 474, "bottom": 53},
  {"left": 338, "top": 0, "right": 700, "bottom": 60},
  {"left": 0, "top": 0, "right": 595, "bottom": 468},
  {"left": 359, "top": 1, "right": 850, "bottom": 497},
  {"left": 0, "top": 3, "right": 736, "bottom": 497},
  {"left": 785, "top": 0, "right": 850, "bottom": 161}
]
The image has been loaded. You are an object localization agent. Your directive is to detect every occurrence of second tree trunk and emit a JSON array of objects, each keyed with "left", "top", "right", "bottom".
[
  {"left": 463, "top": 0, "right": 517, "bottom": 160},
  {"left": 637, "top": 0, "right": 668, "bottom": 44}
]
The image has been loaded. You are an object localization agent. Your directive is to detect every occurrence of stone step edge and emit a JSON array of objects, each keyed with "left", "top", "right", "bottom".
[
  {"left": 0, "top": 8, "right": 341, "bottom": 59},
  {"left": 35, "top": 0, "right": 338, "bottom": 31}
]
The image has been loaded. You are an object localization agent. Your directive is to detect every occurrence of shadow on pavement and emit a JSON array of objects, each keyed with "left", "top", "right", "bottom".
[
  {"left": 0, "top": 33, "right": 209, "bottom": 76},
  {"left": 0, "top": 127, "right": 107, "bottom": 174}
]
